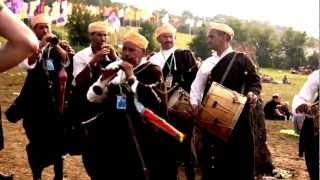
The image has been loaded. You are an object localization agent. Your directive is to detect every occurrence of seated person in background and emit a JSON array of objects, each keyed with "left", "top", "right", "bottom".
[
  {"left": 264, "top": 93, "right": 291, "bottom": 120},
  {"left": 282, "top": 75, "right": 291, "bottom": 84},
  {"left": 277, "top": 101, "right": 292, "bottom": 120},
  {"left": 261, "top": 74, "right": 273, "bottom": 83}
]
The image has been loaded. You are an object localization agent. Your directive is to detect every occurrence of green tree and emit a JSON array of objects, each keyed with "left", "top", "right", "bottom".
[
  {"left": 250, "top": 24, "right": 279, "bottom": 68},
  {"left": 224, "top": 17, "right": 250, "bottom": 42},
  {"left": 66, "top": 6, "right": 99, "bottom": 48},
  {"left": 138, "top": 21, "right": 159, "bottom": 53},
  {"left": 281, "top": 28, "right": 307, "bottom": 68},
  {"left": 181, "top": 10, "right": 193, "bottom": 20},
  {"left": 189, "top": 25, "right": 211, "bottom": 59},
  {"left": 307, "top": 52, "right": 319, "bottom": 69},
  {"left": 229, "top": 20, "right": 281, "bottom": 68},
  {"left": 178, "top": 10, "right": 194, "bottom": 34}
]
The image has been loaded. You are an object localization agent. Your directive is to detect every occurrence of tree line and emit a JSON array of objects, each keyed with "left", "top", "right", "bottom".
[
  {"left": 189, "top": 17, "right": 319, "bottom": 70},
  {"left": 63, "top": 1, "right": 318, "bottom": 70}
]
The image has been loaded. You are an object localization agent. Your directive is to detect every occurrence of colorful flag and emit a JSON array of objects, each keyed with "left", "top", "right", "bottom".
[{"left": 134, "top": 98, "right": 185, "bottom": 142}]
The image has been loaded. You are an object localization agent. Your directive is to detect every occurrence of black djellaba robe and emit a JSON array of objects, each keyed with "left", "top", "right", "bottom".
[
  {"left": 253, "top": 99, "right": 274, "bottom": 176},
  {"left": 64, "top": 55, "right": 113, "bottom": 155},
  {"left": 299, "top": 115, "right": 319, "bottom": 180},
  {"left": 201, "top": 51, "right": 261, "bottom": 180},
  {"left": 6, "top": 45, "right": 73, "bottom": 175},
  {"left": 82, "top": 61, "right": 177, "bottom": 180},
  {"left": 161, "top": 49, "right": 198, "bottom": 180},
  {"left": 162, "top": 49, "right": 198, "bottom": 93},
  {"left": 299, "top": 95, "right": 319, "bottom": 180}
]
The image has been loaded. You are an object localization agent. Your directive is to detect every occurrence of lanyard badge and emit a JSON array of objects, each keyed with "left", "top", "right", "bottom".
[
  {"left": 165, "top": 75, "right": 173, "bottom": 88},
  {"left": 46, "top": 59, "right": 55, "bottom": 71},
  {"left": 162, "top": 52, "right": 176, "bottom": 89},
  {"left": 116, "top": 95, "right": 127, "bottom": 110},
  {"left": 44, "top": 47, "right": 55, "bottom": 71}
]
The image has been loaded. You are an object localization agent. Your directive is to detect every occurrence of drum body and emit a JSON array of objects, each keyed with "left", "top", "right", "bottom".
[
  {"left": 167, "top": 87, "right": 192, "bottom": 116},
  {"left": 197, "top": 82, "right": 247, "bottom": 141}
]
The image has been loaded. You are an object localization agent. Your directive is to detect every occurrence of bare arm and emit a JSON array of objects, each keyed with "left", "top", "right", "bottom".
[{"left": 0, "top": 5, "right": 39, "bottom": 72}]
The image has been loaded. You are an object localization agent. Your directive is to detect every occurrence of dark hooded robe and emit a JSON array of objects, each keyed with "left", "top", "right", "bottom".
[
  {"left": 82, "top": 61, "right": 178, "bottom": 180},
  {"left": 201, "top": 51, "right": 261, "bottom": 180},
  {"left": 64, "top": 55, "right": 113, "bottom": 155},
  {"left": 299, "top": 97, "right": 319, "bottom": 180},
  {"left": 253, "top": 99, "right": 274, "bottom": 176},
  {"left": 5, "top": 44, "right": 73, "bottom": 179},
  {"left": 161, "top": 49, "right": 198, "bottom": 180}
]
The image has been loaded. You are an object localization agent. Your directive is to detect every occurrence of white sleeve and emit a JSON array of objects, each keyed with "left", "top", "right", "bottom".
[
  {"left": 292, "top": 70, "right": 319, "bottom": 111},
  {"left": 190, "top": 62, "right": 211, "bottom": 106},
  {"left": 19, "top": 58, "right": 36, "bottom": 70},
  {"left": 87, "top": 76, "right": 109, "bottom": 103},
  {"left": 72, "top": 54, "right": 88, "bottom": 78}
]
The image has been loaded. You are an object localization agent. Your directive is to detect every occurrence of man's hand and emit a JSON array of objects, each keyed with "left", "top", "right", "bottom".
[
  {"left": 103, "top": 44, "right": 118, "bottom": 61},
  {"left": 59, "top": 41, "right": 75, "bottom": 55},
  {"left": 40, "top": 33, "right": 56, "bottom": 48},
  {"left": 90, "top": 46, "right": 111, "bottom": 67},
  {"left": 120, "top": 61, "right": 134, "bottom": 79},
  {"left": 296, "top": 103, "right": 310, "bottom": 114},
  {"left": 190, "top": 104, "right": 200, "bottom": 117},
  {"left": 100, "top": 60, "right": 123, "bottom": 81},
  {"left": 247, "top": 91, "right": 258, "bottom": 107}
]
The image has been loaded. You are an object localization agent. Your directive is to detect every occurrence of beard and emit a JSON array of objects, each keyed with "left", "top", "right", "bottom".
[{"left": 162, "top": 42, "right": 174, "bottom": 50}]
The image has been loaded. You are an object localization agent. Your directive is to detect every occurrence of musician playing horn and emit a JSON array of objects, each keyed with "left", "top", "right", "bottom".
[
  {"left": 65, "top": 21, "right": 118, "bottom": 156},
  {"left": 73, "top": 21, "right": 117, "bottom": 87},
  {"left": 190, "top": 22, "right": 261, "bottom": 180},
  {"left": 7, "top": 14, "right": 73, "bottom": 180},
  {"left": 149, "top": 23, "right": 198, "bottom": 180},
  {"left": 84, "top": 31, "right": 177, "bottom": 180}
]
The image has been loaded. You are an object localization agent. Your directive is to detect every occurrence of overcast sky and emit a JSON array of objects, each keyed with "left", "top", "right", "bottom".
[{"left": 113, "top": 0, "right": 319, "bottom": 38}]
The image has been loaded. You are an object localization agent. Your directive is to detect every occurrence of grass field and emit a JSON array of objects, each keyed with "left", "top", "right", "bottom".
[
  {"left": 175, "top": 32, "right": 193, "bottom": 49},
  {"left": 259, "top": 68, "right": 308, "bottom": 107}
]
